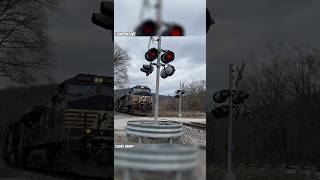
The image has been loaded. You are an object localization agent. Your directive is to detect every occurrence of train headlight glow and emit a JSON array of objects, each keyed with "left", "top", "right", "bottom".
[
  {"left": 94, "top": 77, "right": 104, "bottom": 83},
  {"left": 85, "top": 128, "right": 92, "bottom": 134}
]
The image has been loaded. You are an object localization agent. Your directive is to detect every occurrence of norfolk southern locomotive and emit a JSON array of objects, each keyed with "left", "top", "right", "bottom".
[
  {"left": 115, "top": 85, "right": 152, "bottom": 116},
  {"left": 2, "top": 74, "right": 113, "bottom": 178}
]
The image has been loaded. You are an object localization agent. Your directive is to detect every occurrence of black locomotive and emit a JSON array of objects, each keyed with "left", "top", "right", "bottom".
[
  {"left": 2, "top": 74, "right": 114, "bottom": 178},
  {"left": 115, "top": 85, "right": 153, "bottom": 116}
]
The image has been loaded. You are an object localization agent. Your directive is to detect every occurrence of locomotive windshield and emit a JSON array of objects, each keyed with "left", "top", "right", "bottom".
[
  {"left": 67, "top": 84, "right": 113, "bottom": 96},
  {"left": 67, "top": 84, "right": 96, "bottom": 96},
  {"left": 132, "top": 87, "right": 151, "bottom": 94}
]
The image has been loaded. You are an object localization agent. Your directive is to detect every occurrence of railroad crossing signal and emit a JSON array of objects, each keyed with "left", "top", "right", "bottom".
[
  {"left": 211, "top": 105, "right": 229, "bottom": 119},
  {"left": 145, "top": 48, "right": 159, "bottom": 61},
  {"left": 140, "top": 63, "right": 154, "bottom": 76},
  {"left": 211, "top": 90, "right": 249, "bottom": 119},
  {"left": 232, "top": 91, "right": 249, "bottom": 104},
  {"left": 162, "top": 24, "right": 184, "bottom": 36},
  {"left": 213, "top": 89, "right": 231, "bottom": 103},
  {"left": 161, "top": 50, "right": 175, "bottom": 64},
  {"left": 175, "top": 89, "right": 185, "bottom": 98},
  {"left": 160, "top": 65, "right": 175, "bottom": 78},
  {"left": 135, "top": 19, "right": 159, "bottom": 36},
  {"left": 92, "top": 1, "right": 114, "bottom": 41},
  {"left": 135, "top": 20, "right": 185, "bottom": 36},
  {"left": 206, "top": 8, "right": 215, "bottom": 33},
  {"left": 92, "top": 1, "right": 114, "bottom": 30},
  {"left": 176, "top": 82, "right": 185, "bottom": 118},
  {"left": 211, "top": 63, "right": 248, "bottom": 119},
  {"left": 141, "top": 46, "right": 176, "bottom": 78}
]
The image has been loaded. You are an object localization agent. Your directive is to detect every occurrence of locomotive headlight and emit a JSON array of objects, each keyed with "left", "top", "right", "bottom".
[
  {"left": 85, "top": 128, "right": 92, "bottom": 134},
  {"left": 94, "top": 77, "right": 103, "bottom": 83}
]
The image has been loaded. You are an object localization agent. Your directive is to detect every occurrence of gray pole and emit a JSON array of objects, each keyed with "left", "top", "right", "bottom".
[
  {"left": 154, "top": 0, "right": 162, "bottom": 123},
  {"left": 227, "top": 64, "right": 234, "bottom": 179},
  {"left": 154, "top": 37, "right": 161, "bottom": 123},
  {"left": 178, "top": 82, "right": 182, "bottom": 118}
]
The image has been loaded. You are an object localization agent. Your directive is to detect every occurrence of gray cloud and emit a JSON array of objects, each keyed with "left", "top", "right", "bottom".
[{"left": 47, "top": 0, "right": 114, "bottom": 83}]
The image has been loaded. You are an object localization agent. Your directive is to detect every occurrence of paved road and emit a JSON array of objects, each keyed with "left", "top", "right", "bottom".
[{"left": 114, "top": 113, "right": 206, "bottom": 131}]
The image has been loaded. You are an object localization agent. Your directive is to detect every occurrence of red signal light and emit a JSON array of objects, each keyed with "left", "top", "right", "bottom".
[
  {"left": 169, "top": 26, "right": 184, "bottom": 36},
  {"left": 161, "top": 50, "right": 175, "bottom": 64},
  {"left": 145, "top": 48, "right": 159, "bottom": 62},
  {"left": 162, "top": 24, "right": 184, "bottom": 36},
  {"left": 136, "top": 20, "right": 159, "bottom": 36},
  {"left": 143, "top": 25, "right": 155, "bottom": 35}
]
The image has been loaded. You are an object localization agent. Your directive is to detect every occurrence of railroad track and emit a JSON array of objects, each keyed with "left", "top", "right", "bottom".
[{"left": 183, "top": 122, "right": 206, "bottom": 130}]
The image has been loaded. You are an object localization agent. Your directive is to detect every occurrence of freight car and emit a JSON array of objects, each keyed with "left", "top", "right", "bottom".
[
  {"left": 2, "top": 74, "right": 114, "bottom": 178},
  {"left": 115, "top": 85, "right": 152, "bottom": 116}
]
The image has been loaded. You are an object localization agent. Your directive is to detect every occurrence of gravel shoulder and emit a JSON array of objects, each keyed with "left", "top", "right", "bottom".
[{"left": 115, "top": 126, "right": 206, "bottom": 145}]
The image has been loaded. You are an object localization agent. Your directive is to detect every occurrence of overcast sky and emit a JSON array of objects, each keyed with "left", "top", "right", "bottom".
[
  {"left": 47, "top": 0, "right": 114, "bottom": 84},
  {"left": 39, "top": 0, "right": 320, "bottom": 97},
  {"left": 207, "top": 0, "right": 320, "bottom": 93},
  {"left": 115, "top": 0, "right": 206, "bottom": 36},
  {"left": 115, "top": 36, "right": 206, "bottom": 95}
]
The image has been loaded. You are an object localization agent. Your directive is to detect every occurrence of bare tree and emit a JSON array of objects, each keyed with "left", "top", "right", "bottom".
[
  {"left": 0, "top": 0, "right": 58, "bottom": 84},
  {"left": 183, "top": 79, "right": 206, "bottom": 112},
  {"left": 114, "top": 43, "right": 130, "bottom": 88},
  {"left": 160, "top": 80, "right": 206, "bottom": 113},
  {"left": 242, "top": 44, "right": 320, "bottom": 164}
]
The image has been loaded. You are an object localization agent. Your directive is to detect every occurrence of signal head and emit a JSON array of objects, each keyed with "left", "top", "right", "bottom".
[
  {"left": 164, "top": 65, "right": 175, "bottom": 76},
  {"left": 161, "top": 50, "right": 175, "bottom": 64},
  {"left": 145, "top": 48, "right": 159, "bottom": 62},
  {"left": 206, "top": 8, "right": 215, "bottom": 33},
  {"left": 135, "top": 19, "right": 159, "bottom": 36},
  {"left": 140, "top": 63, "right": 154, "bottom": 76},
  {"left": 232, "top": 91, "right": 249, "bottom": 104},
  {"left": 211, "top": 105, "right": 229, "bottom": 119},
  {"left": 162, "top": 24, "right": 184, "bottom": 36},
  {"left": 161, "top": 65, "right": 175, "bottom": 79},
  {"left": 213, "top": 89, "right": 231, "bottom": 103},
  {"left": 160, "top": 68, "right": 168, "bottom": 79}
]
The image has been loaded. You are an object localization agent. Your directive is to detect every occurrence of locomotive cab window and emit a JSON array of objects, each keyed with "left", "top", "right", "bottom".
[{"left": 67, "top": 84, "right": 97, "bottom": 96}]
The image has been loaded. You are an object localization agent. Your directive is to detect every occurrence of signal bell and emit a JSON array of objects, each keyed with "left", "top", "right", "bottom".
[
  {"left": 145, "top": 48, "right": 159, "bottom": 62},
  {"left": 140, "top": 63, "right": 154, "bottom": 76},
  {"left": 161, "top": 50, "right": 175, "bottom": 64}
]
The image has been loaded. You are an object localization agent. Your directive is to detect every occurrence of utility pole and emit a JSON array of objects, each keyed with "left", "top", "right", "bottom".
[
  {"left": 178, "top": 82, "right": 182, "bottom": 118},
  {"left": 226, "top": 64, "right": 235, "bottom": 180}
]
